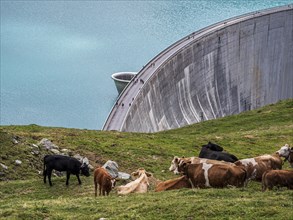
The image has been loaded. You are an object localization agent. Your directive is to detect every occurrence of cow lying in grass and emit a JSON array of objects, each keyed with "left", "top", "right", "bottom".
[
  {"left": 235, "top": 152, "right": 283, "bottom": 181},
  {"left": 94, "top": 167, "right": 116, "bottom": 196},
  {"left": 117, "top": 168, "right": 152, "bottom": 195},
  {"left": 199, "top": 142, "right": 239, "bottom": 162},
  {"left": 177, "top": 161, "right": 247, "bottom": 188},
  {"left": 43, "top": 155, "right": 90, "bottom": 186},
  {"left": 262, "top": 170, "right": 293, "bottom": 191}
]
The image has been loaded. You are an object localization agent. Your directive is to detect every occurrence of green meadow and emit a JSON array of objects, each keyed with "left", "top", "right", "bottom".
[{"left": 1, "top": 99, "right": 293, "bottom": 219}]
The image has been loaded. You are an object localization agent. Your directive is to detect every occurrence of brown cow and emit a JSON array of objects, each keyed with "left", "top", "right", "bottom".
[
  {"left": 234, "top": 153, "right": 283, "bottom": 181},
  {"left": 155, "top": 176, "right": 192, "bottom": 192},
  {"left": 178, "top": 161, "right": 247, "bottom": 188},
  {"left": 169, "top": 156, "right": 234, "bottom": 175},
  {"left": 262, "top": 170, "right": 293, "bottom": 191},
  {"left": 117, "top": 168, "right": 152, "bottom": 195},
  {"left": 94, "top": 167, "right": 116, "bottom": 196}
]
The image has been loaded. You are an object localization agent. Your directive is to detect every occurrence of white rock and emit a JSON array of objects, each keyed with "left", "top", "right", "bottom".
[
  {"left": 0, "top": 163, "right": 8, "bottom": 170},
  {"left": 15, "top": 160, "right": 22, "bottom": 165},
  {"left": 50, "top": 149, "right": 60, "bottom": 154}
]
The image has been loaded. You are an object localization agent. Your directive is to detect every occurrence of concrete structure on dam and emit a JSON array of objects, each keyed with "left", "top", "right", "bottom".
[{"left": 103, "top": 5, "right": 293, "bottom": 133}]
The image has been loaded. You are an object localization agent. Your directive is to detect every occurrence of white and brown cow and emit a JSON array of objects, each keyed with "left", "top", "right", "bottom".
[
  {"left": 177, "top": 161, "right": 247, "bottom": 188},
  {"left": 155, "top": 175, "right": 192, "bottom": 192},
  {"left": 277, "top": 144, "right": 293, "bottom": 168},
  {"left": 234, "top": 153, "right": 283, "bottom": 181},
  {"left": 117, "top": 168, "right": 152, "bottom": 195},
  {"left": 169, "top": 156, "right": 234, "bottom": 175},
  {"left": 262, "top": 170, "right": 293, "bottom": 191}
]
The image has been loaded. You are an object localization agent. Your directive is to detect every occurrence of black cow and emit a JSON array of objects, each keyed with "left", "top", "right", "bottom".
[
  {"left": 202, "top": 142, "right": 224, "bottom": 151},
  {"left": 43, "top": 155, "right": 90, "bottom": 186},
  {"left": 199, "top": 142, "right": 238, "bottom": 163}
]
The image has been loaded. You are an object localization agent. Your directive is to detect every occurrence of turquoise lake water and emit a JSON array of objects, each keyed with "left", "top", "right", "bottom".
[{"left": 1, "top": 1, "right": 292, "bottom": 130}]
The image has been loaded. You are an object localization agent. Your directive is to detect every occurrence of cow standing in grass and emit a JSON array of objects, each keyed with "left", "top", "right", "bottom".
[
  {"left": 94, "top": 167, "right": 116, "bottom": 196},
  {"left": 43, "top": 155, "right": 90, "bottom": 186}
]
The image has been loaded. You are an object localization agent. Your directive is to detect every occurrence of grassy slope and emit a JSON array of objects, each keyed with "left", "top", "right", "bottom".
[{"left": 0, "top": 99, "right": 293, "bottom": 219}]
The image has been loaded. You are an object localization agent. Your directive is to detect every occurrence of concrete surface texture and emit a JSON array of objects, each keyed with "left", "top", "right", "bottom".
[{"left": 103, "top": 5, "right": 293, "bottom": 133}]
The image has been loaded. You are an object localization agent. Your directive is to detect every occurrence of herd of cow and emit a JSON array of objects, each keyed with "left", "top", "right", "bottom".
[{"left": 43, "top": 142, "right": 293, "bottom": 196}]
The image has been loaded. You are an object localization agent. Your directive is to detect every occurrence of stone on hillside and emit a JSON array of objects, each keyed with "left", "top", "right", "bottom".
[
  {"left": 38, "top": 138, "right": 59, "bottom": 150},
  {"left": 0, "top": 163, "right": 8, "bottom": 170},
  {"left": 12, "top": 138, "right": 19, "bottom": 144},
  {"left": 50, "top": 149, "right": 60, "bottom": 154},
  {"left": 60, "top": 148, "right": 73, "bottom": 156},
  {"left": 31, "top": 144, "right": 39, "bottom": 149},
  {"left": 73, "top": 154, "right": 83, "bottom": 162},
  {"left": 102, "top": 160, "right": 119, "bottom": 178},
  {"left": 31, "top": 150, "right": 40, "bottom": 155},
  {"left": 88, "top": 164, "right": 94, "bottom": 170},
  {"left": 118, "top": 172, "right": 130, "bottom": 180},
  {"left": 15, "top": 160, "right": 22, "bottom": 165}
]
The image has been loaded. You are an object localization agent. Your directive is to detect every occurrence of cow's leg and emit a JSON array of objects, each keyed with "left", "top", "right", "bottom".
[
  {"left": 94, "top": 181, "right": 97, "bottom": 197},
  {"left": 99, "top": 184, "right": 102, "bottom": 196},
  {"left": 102, "top": 189, "right": 105, "bottom": 196},
  {"left": 47, "top": 169, "right": 53, "bottom": 186},
  {"left": 43, "top": 169, "right": 47, "bottom": 184},
  {"left": 76, "top": 174, "right": 81, "bottom": 185},
  {"left": 66, "top": 171, "right": 70, "bottom": 186}
]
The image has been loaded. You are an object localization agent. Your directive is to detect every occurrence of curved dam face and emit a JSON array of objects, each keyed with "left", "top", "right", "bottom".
[{"left": 103, "top": 5, "right": 293, "bottom": 133}]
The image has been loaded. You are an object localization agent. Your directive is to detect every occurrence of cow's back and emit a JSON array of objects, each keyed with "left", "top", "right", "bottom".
[
  {"left": 44, "top": 155, "right": 80, "bottom": 173},
  {"left": 94, "top": 167, "right": 108, "bottom": 185}
]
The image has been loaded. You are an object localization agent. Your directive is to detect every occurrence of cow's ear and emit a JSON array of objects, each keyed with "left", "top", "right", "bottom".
[
  {"left": 174, "top": 157, "right": 179, "bottom": 163},
  {"left": 146, "top": 172, "right": 152, "bottom": 177},
  {"left": 131, "top": 171, "right": 138, "bottom": 176}
]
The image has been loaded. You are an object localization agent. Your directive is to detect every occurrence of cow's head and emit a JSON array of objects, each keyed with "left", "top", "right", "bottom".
[
  {"left": 203, "top": 142, "right": 223, "bottom": 151},
  {"left": 276, "top": 144, "right": 291, "bottom": 159},
  {"left": 131, "top": 168, "right": 152, "bottom": 178},
  {"left": 80, "top": 163, "right": 90, "bottom": 177},
  {"left": 177, "top": 160, "right": 188, "bottom": 174},
  {"left": 110, "top": 178, "right": 117, "bottom": 189},
  {"left": 169, "top": 156, "right": 180, "bottom": 174}
]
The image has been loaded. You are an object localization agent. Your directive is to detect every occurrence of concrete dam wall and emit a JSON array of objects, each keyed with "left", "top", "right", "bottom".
[{"left": 103, "top": 5, "right": 293, "bottom": 133}]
